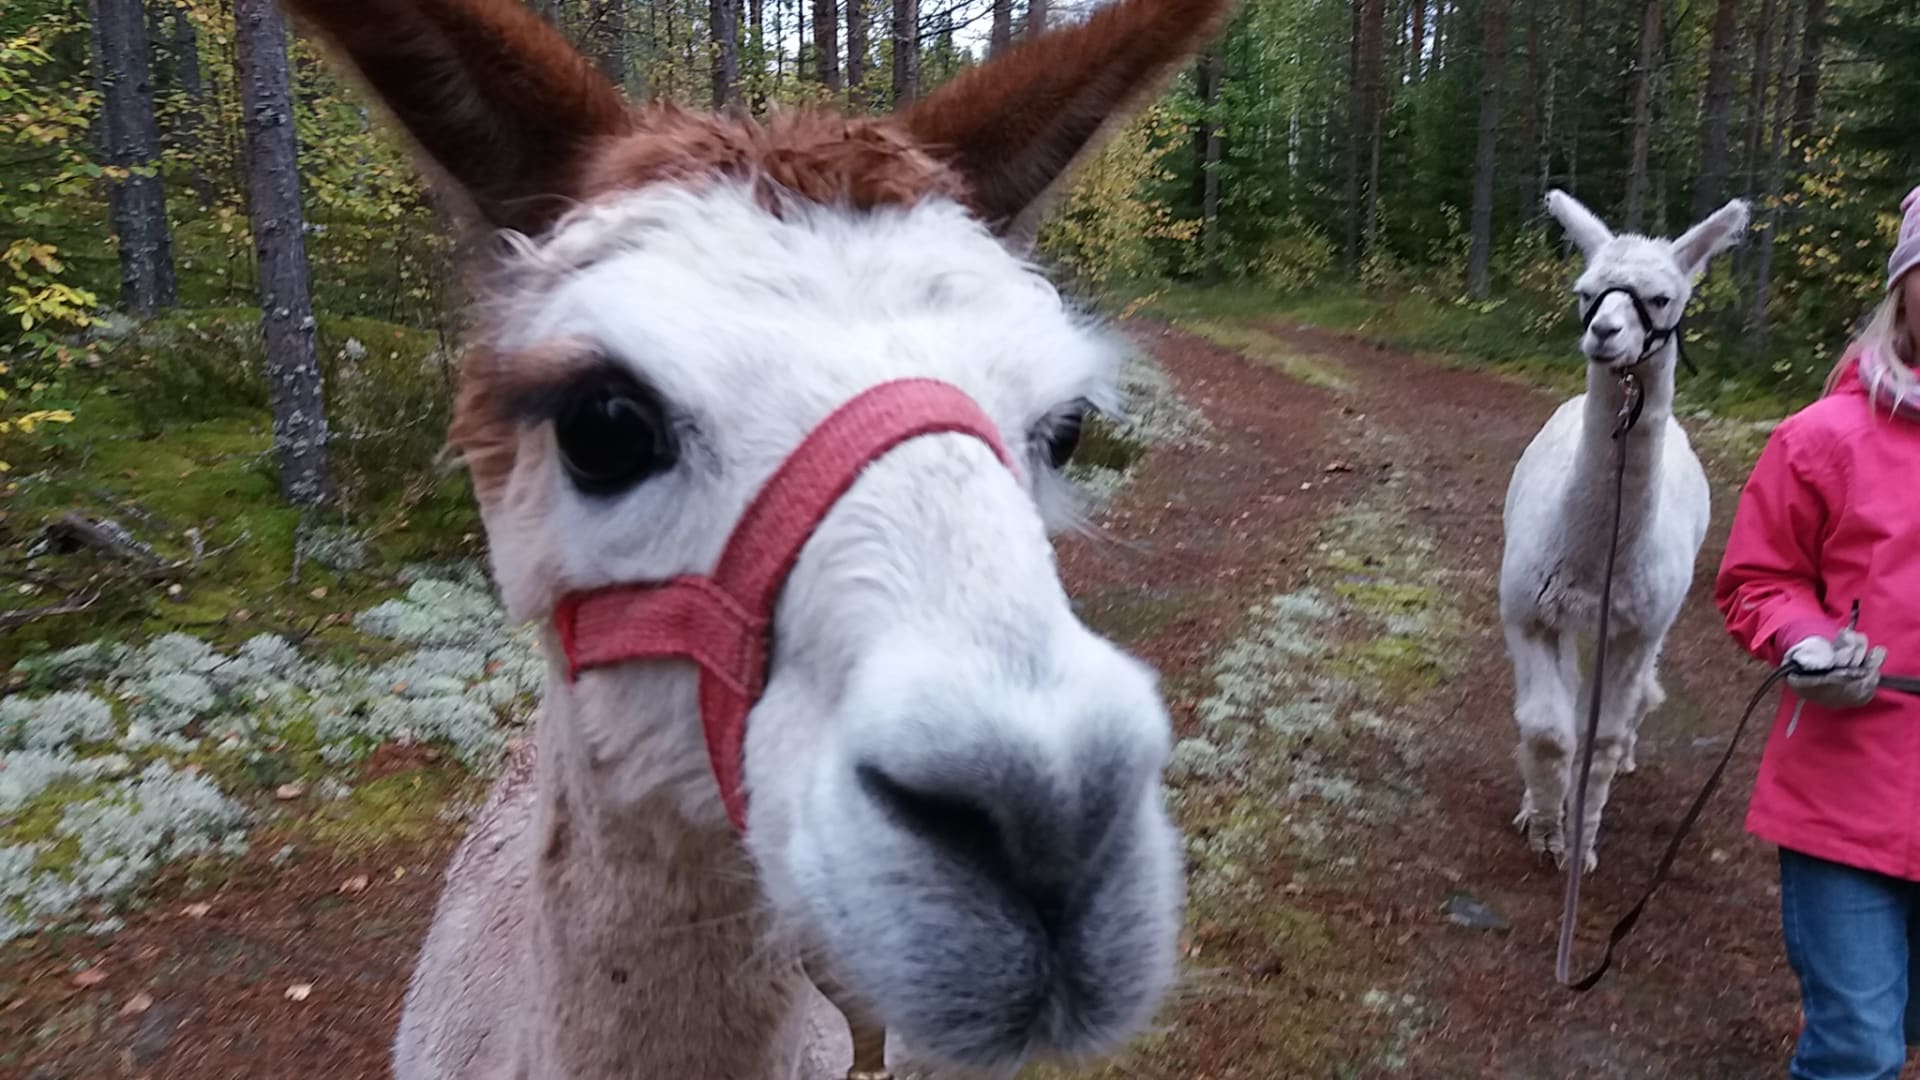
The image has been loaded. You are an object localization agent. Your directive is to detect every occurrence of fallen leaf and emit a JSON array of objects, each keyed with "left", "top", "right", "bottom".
[
  {"left": 338, "top": 875, "right": 370, "bottom": 895},
  {"left": 120, "top": 992, "right": 154, "bottom": 1017},
  {"left": 182, "top": 903, "right": 211, "bottom": 919},
  {"left": 309, "top": 586, "right": 329, "bottom": 600},
  {"left": 1323, "top": 460, "right": 1353, "bottom": 473},
  {"left": 275, "top": 783, "right": 306, "bottom": 800},
  {"left": 72, "top": 968, "right": 109, "bottom": 989},
  {"left": 233, "top": 609, "right": 253, "bottom": 623},
  {"left": 285, "top": 983, "right": 312, "bottom": 1002}
]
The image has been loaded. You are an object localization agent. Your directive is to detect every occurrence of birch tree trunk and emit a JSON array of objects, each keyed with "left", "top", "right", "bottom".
[
  {"left": 90, "top": 0, "right": 178, "bottom": 315},
  {"left": 991, "top": 0, "right": 1012, "bottom": 55},
  {"left": 1465, "top": 0, "right": 1506, "bottom": 298},
  {"left": 234, "top": 0, "right": 331, "bottom": 507}
]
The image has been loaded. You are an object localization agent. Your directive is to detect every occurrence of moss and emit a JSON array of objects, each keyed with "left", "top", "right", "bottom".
[
  {"left": 1073, "top": 416, "right": 1147, "bottom": 473},
  {"left": 1176, "top": 318, "right": 1356, "bottom": 392},
  {"left": 303, "top": 767, "right": 471, "bottom": 853}
]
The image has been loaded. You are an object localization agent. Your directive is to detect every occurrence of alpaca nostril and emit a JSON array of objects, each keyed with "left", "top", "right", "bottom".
[
  {"left": 856, "top": 761, "right": 1013, "bottom": 878},
  {"left": 1592, "top": 323, "right": 1621, "bottom": 341}
]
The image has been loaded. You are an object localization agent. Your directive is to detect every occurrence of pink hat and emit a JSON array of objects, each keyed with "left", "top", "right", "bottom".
[{"left": 1892, "top": 185, "right": 1920, "bottom": 291}]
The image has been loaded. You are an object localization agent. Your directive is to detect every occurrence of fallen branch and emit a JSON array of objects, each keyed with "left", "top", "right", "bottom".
[
  {"left": 35, "top": 513, "right": 166, "bottom": 567},
  {"left": 0, "top": 590, "right": 101, "bottom": 634}
]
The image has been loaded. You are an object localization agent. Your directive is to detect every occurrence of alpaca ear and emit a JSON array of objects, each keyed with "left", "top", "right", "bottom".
[
  {"left": 1671, "top": 199, "right": 1752, "bottom": 278},
  {"left": 280, "top": 0, "right": 629, "bottom": 235},
  {"left": 901, "top": 0, "right": 1237, "bottom": 243},
  {"left": 1545, "top": 189, "right": 1614, "bottom": 258}
]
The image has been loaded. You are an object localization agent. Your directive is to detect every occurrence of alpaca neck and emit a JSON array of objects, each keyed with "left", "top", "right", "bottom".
[
  {"left": 1565, "top": 351, "right": 1676, "bottom": 553},
  {"left": 520, "top": 655, "right": 808, "bottom": 1079}
]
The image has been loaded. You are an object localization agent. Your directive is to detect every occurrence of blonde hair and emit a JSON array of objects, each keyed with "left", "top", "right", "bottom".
[{"left": 1827, "top": 288, "right": 1918, "bottom": 397}]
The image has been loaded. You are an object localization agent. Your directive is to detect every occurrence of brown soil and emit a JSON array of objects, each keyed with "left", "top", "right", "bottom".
[{"left": 5, "top": 317, "right": 1904, "bottom": 1079}]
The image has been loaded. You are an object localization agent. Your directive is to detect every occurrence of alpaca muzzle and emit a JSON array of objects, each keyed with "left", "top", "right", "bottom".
[{"left": 550, "top": 378, "right": 1017, "bottom": 831}]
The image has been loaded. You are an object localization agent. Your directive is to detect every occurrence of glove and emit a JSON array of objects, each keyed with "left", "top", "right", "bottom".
[{"left": 1785, "top": 628, "right": 1887, "bottom": 709}]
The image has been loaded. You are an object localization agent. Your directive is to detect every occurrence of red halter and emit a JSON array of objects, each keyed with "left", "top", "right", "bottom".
[{"left": 552, "top": 378, "right": 1017, "bottom": 831}]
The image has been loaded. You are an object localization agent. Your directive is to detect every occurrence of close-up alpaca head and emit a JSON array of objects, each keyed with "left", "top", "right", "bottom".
[
  {"left": 285, "top": 0, "right": 1231, "bottom": 1071},
  {"left": 1546, "top": 189, "right": 1751, "bottom": 371}
]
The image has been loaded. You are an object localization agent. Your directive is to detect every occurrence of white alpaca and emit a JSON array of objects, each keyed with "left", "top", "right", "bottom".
[
  {"left": 1500, "top": 190, "right": 1749, "bottom": 871},
  {"left": 284, "top": 0, "right": 1233, "bottom": 1077}
]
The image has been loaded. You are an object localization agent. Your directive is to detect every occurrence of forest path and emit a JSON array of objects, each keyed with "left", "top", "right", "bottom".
[{"left": 1051, "top": 315, "right": 1815, "bottom": 1078}]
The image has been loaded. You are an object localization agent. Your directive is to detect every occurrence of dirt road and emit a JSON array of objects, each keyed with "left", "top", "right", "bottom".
[{"left": 1, "top": 317, "right": 1858, "bottom": 1078}]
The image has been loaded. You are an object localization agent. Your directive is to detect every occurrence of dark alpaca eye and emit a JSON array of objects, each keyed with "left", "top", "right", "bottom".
[
  {"left": 554, "top": 376, "right": 677, "bottom": 496},
  {"left": 1041, "top": 400, "right": 1089, "bottom": 470},
  {"left": 1650, "top": 295, "right": 1673, "bottom": 309}
]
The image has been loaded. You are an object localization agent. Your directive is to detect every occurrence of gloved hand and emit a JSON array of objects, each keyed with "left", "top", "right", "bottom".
[{"left": 1785, "top": 627, "right": 1887, "bottom": 709}]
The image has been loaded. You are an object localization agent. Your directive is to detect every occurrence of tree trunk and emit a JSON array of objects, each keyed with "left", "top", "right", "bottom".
[
  {"left": 1359, "top": 0, "right": 1385, "bottom": 256},
  {"left": 233, "top": 0, "right": 332, "bottom": 507},
  {"left": 1743, "top": 0, "right": 1778, "bottom": 193},
  {"left": 1344, "top": 0, "right": 1363, "bottom": 266},
  {"left": 812, "top": 0, "right": 839, "bottom": 89},
  {"left": 1465, "top": 0, "right": 1506, "bottom": 298},
  {"left": 990, "top": 0, "right": 1011, "bottom": 55},
  {"left": 167, "top": 1, "right": 215, "bottom": 206},
  {"left": 1749, "top": 0, "right": 1802, "bottom": 351},
  {"left": 1523, "top": 2, "right": 1539, "bottom": 203},
  {"left": 1197, "top": 50, "right": 1223, "bottom": 266},
  {"left": 1694, "top": 0, "right": 1741, "bottom": 218},
  {"left": 89, "top": 0, "right": 177, "bottom": 315},
  {"left": 890, "top": 0, "right": 918, "bottom": 104},
  {"left": 1789, "top": 0, "right": 1826, "bottom": 160},
  {"left": 1028, "top": 0, "right": 1049, "bottom": 37},
  {"left": 846, "top": 0, "right": 865, "bottom": 102},
  {"left": 712, "top": 0, "right": 740, "bottom": 106},
  {"left": 1409, "top": 0, "right": 1424, "bottom": 81},
  {"left": 1622, "top": 0, "right": 1661, "bottom": 232},
  {"left": 591, "top": 0, "right": 627, "bottom": 86}
]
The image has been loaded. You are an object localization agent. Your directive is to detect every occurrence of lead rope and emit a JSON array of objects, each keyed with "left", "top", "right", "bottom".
[
  {"left": 1558, "top": 606, "right": 1920, "bottom": 989},
  {"left": 1554, "top": 370, "right": 1643, "bottom": 986}
]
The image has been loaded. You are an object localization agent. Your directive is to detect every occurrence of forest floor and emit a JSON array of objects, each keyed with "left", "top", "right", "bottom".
[{"left": 2, "top": 304, "right": 1905, "bottom": 1078}]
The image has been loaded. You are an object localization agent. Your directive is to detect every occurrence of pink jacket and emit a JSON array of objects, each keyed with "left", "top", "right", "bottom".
[{"left": 1715, "top": 357, "right": 1920, "bottom": 881}]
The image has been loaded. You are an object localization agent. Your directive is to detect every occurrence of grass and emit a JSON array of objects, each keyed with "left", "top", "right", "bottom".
[{"left": 1140, "top": 281, "right": 1811, "bottom": 421}]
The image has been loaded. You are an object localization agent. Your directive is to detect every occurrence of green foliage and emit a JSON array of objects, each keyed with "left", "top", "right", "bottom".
[{"left": 1038, "top": 107, "right": 1198, "bottom": 296}]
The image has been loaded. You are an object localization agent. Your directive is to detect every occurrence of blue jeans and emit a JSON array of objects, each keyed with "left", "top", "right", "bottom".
[{"left": 1780, "top": 848, "right": 1920, "bottom": 1079}]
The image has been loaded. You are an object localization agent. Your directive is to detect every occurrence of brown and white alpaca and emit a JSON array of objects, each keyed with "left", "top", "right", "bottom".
[{"left": 281, "top": 0, "right": 1235, "bottom": 1076}]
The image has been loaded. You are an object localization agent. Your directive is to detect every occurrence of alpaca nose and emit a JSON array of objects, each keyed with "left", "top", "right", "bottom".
[
  {"left": 1592, "top": 322, "right": 1621, "bottom": 342},
  {"left": 855, "top": 741, "right": 1133, "bottom": 926}
]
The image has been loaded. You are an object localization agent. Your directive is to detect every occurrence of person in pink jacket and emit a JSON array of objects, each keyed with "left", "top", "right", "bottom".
[{"left": 1716, "top": 186, "right": 1920, "bottom": 1080}]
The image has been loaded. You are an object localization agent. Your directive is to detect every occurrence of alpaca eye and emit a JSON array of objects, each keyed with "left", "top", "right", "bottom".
[
  {"left": 1650, "top": 296, "right": 1672, "bottom": 309},
  {"left": 1040, "top": 400, "right": 1089, "bottom": 470},
  {"left": 554, "top": 377, "right": 677, "bottom": 496}
]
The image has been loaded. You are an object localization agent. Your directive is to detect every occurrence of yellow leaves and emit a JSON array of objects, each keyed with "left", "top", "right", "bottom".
[{"left": 0, "top": 409, "right": 75, "bottom": 436}]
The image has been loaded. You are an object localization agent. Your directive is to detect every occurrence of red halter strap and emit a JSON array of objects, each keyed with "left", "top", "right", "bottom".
[{"left": 552, "top": 378, "right": 1017, "bottom": 831}]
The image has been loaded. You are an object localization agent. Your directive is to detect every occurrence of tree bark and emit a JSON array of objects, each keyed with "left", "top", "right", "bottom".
[
  {"left": 846, "top": 0, "right": 865, "bottom": 102},
  {"left": 166, "top": 1, "right": 214, "bottom": 206},
  {"left": 591, "top": 0, "right": 627, "bottom": 86},
  {"left": 812, "top": 0, "right": 839, "bottom": 89},
  {"left": 1749, "top": 0, "right": 1802, "bottom": 351},
  {"left": 1694, "top": 0, "right": 1741, "bottom": 218},
  {"left": 1344, "top": 0, "right": 1363, "bottom": 266},
  {"left": 1743, "top": 0, "right": 1778, "bottom": 193},
  {"left": 1359, "top": 0, "right": 1385, "bottom": 255},
  {"left": 89, "top": 0, "right": 177, "bottom": 315},
  {"left": 1465, "top": 0, "right": 1506, "bottom": 298},
  {"left": 990, "top": 0, "right": 1012, "bottom": 55},
  {"left": 1789, "top": 0, "right": 1826, "bottom": 160},
  {"left": 712, "top": 0, "right": 740, "bottom": 107},
  {"left": 1196, "top": 50, "right": 1224, "bottom": 265},
  {"left": 1028, "top": 0, "right": 1048, "bottom": 36},
  {"left": 890, "top": 0, "right": 918, "bottom": 104},
  {"left": 233, "top": 0, "right": 332, "bottom": 507},
  {"left": 1409, "top": 0, "right": 1424, "bottom": 81},
  {"left": 1622, "top": 0, "right": 1661, "bottom": 232}
]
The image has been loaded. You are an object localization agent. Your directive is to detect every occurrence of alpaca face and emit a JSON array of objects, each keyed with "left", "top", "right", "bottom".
[
  {"left": 476, "top": 184, "right": 1183, "bottom": 1070},
  {"left": 1546, "top": 190, "right": 1751, "bottom": 371}
]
